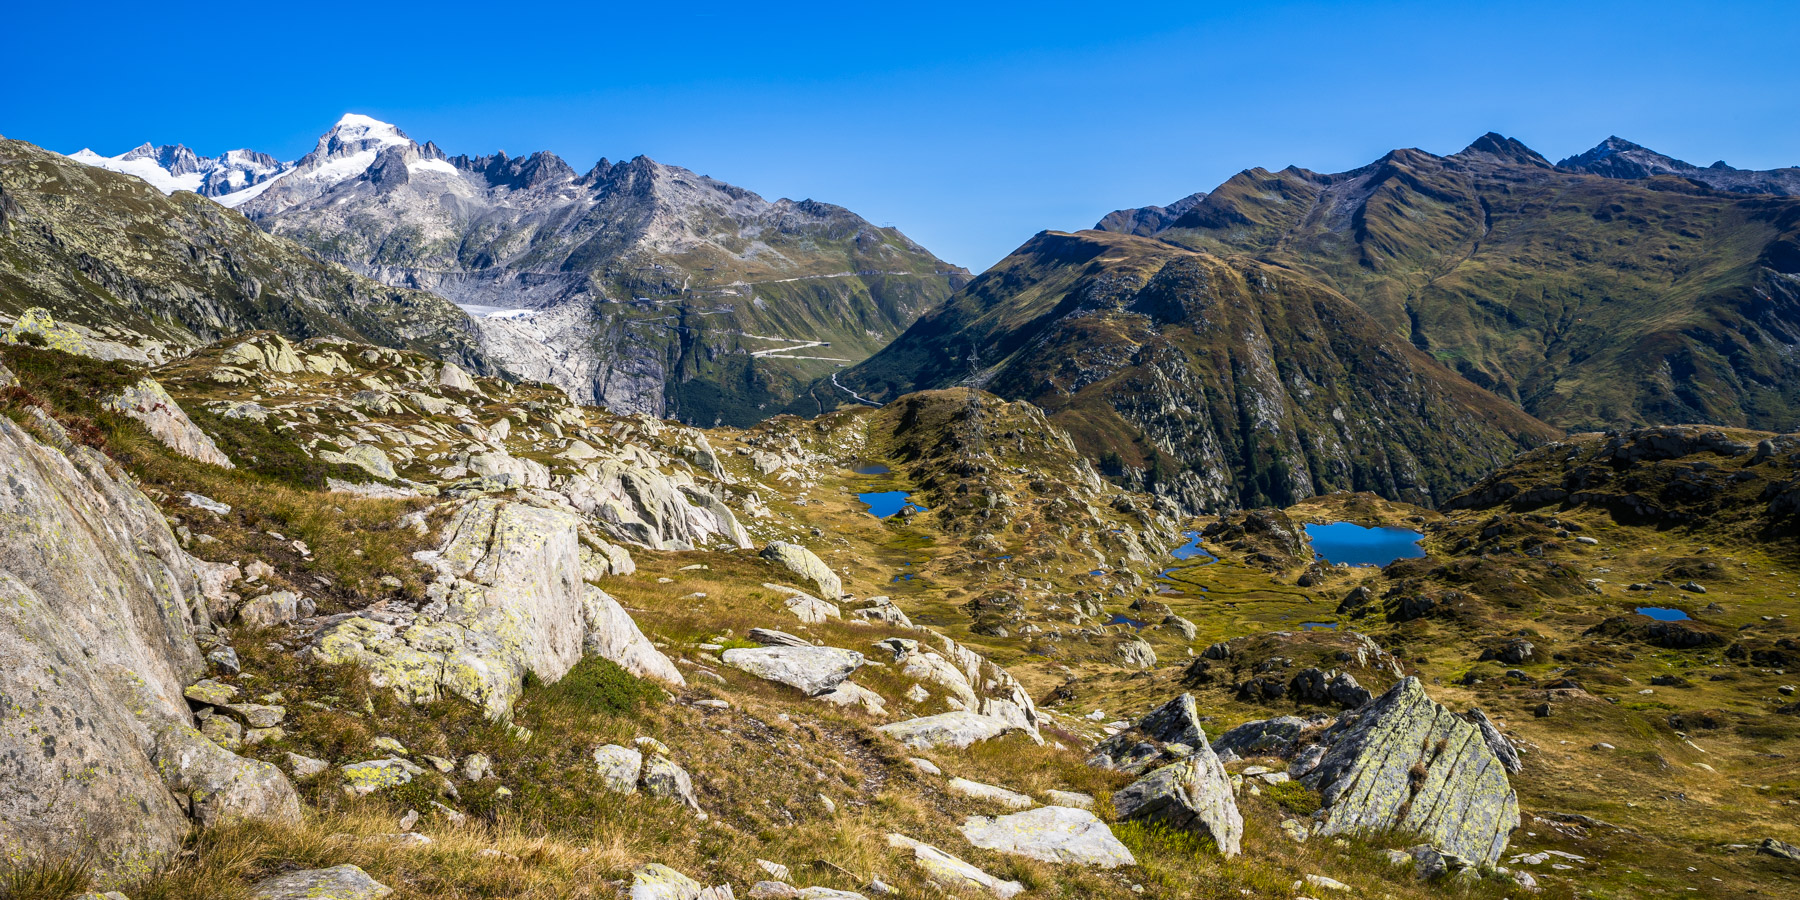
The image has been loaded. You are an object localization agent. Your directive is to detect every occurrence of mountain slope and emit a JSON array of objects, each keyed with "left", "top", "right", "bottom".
[
  {"left": 188, "top": 115, "right": 967, "bottom": 425},
  {"left": 835, "top": 229, "right": 1558, "bottom": 512},
  {"left": 1131, "top": 134, "right": 1800, "bottom": 432},
  {"left": 0, "top": 138, "right": 487, "bottom": 367}
]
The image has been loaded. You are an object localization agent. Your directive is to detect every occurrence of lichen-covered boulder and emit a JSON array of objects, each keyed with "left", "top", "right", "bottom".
[
  {"left": 148, "top": 719, "right": 303, "bottom": 828},
  {"left": 722, "top": 645, "right": 863, "bottom": 696},
  {"left": 0, "top": 414, "right": 299, "bottom": 880},
  {"left": 220, "top": 334, "right": 304, "bottom": 374},
  {"left": 251, "top": 864, "right": 392, "bottom": 899},
  {"left": 959, "top": 806, "right": 1136, "bottom": 868},
  {"left": 102, "top": 378, "right": 234, "bottom": 468},
  {"left": 340, "top": 757, "right": 424, "bottom": 797},
  {"left": 321, "top": 443, "right": 397, "bottom": 480},
  {"left": 312, "top": 499, "right": 680, "bottom": 718},
  {"left": 760, "top": 541, "right": 842, "bottom": 599},
  {"left": 593, "top": 744, "right": 643, "bottom": 794},
  {"left": 877, "top": 711, "right": 1019, "bottom": 750},
  {"left": 630, "top": 863, "right": 709, "bottom": 900},
  {"left": 1113, "top": 755, "right": 1242, "bottom": 857},
  {"left": 1301, "top": 677, "right": 1520, "bottom": 865}
]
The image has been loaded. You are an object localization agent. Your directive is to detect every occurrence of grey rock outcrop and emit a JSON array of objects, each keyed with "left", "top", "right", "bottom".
[
  {"left": 312, "top": 498, "right": 681, "bottom": 718},
  {"left": 0, "top": 414, "right": 298, "bottom": 881},
  {"left": 1088, "top": 693, "right": 1208, "bottom": 775},
  {"left": 251, "top": 864, "right": 392, "bottom": 899},
  {"left": 1111, "top": 735, "right": 1242, "bottom": 857},
  {"left": 1212, "top": 715, "right": 1308, "bottom": 759},
  {"left": 1301, "top": 677, "right": 1520, "bottom": 865},
  {"left": 1465, "top": 707, "right": 1523, "bottom": 774}
]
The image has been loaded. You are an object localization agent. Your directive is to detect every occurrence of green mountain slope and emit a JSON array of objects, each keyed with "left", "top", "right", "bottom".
[
  {"left": 1143, "top": 134, "right": 1800, "bottom": 432},
  {"left": 0, "top": 139, "right": 488, "bottom": 368},
  {"left": 834, "top": 229, "right": 1558, "bottom": 512}
]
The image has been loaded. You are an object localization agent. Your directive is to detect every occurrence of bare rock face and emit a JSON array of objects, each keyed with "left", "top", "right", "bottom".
[
  {"left": 0, "top": 414, "right": 297, "bottom": 880},
  {"left": 312, "top": 498, "right": 682, "bottom": 718},
  {"left": 102, "top": 378, "right": 234, "bottom": 468},
  {"left": 1301, "top": 677, "right": 1520, "bottom": 865}
]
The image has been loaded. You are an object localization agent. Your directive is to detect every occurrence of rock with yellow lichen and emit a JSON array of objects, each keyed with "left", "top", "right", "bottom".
[{"left": 310, "top": 497, "right": 682, "bottom": 719}]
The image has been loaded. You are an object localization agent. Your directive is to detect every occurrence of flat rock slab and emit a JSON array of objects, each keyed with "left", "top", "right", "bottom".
[
  {"left": 887, "top": 833, "right": 1023, "bottom": 899},
  {"left": 722, "top": 646, "right": 863, "bottom": 696},
  {"left": 251, "top": 864, "right": 392, "bottom": 899},
  {"left": 878, "top": 711, "right": 1017, "bottom": 750},
  {"left": 948, "top": 777, "right": 1034, "bottom": 809},
  {"left": 959, "top": 806, "right": 1136, "bottom": 868}
]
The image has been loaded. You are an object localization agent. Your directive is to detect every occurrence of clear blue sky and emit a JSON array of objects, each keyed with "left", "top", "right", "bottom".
[{"left": 7, "top": 1, "right": 1797, "bottom": 271}]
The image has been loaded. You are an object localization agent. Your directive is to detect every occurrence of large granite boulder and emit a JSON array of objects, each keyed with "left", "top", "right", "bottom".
[
  {"left": 0, "top": 414, "right": 297, "bottom": 882},
  {"left": 1301, "top": 677, "right": 1520, "bottom": 865},
  {"left": 760, "top": 541, "right": 842, "bottom": 599},
  {"left": 312, "top": 498, "right": 681, "bottom": 718},
  {"left": 1112, "top": 756, "right": 1242, "bottom": 857},
  {"left": 959, "top": 806, "right": 1136, "bottom": 868},
  {"left": 878, "top": 711, "right": 1019, "bottom": 749}
]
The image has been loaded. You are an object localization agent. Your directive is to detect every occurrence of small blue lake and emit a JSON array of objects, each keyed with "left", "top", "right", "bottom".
[
  {"left": 1108, "top": 613, "right": 1148, "bottom": 630},
  {"left": 859, "top": 491, "right": 926, "bottom": 518},
  {"left": 1300, "top": 622, "right": 1338, "bottom": 631},
  {"left": 1636, "top": 607, "right": 1690, "bottom": 621},
  {"left": 1172, "top": 531, "right": 1218, "bottom": 563},
  {"left": 853, "top": 462, "right": 890, "bottom": 475},
  {"left": 1305, "top": 522, "right": 1425, "bottom": 567}
]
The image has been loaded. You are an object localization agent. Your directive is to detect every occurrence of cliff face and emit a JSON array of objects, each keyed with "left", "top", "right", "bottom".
[
  {"left": 0, "top": 408, "right": 296, "bottom": 882},
  {"left": 838, "top": 230, "right": 1557, "bottom": 512}
]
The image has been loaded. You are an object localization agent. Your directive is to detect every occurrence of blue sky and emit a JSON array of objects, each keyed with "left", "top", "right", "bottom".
[{"left": 7, "top": 1, "right": 1797, "bottom": 270}]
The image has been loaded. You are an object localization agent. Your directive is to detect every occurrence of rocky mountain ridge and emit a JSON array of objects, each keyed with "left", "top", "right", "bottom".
[
  {"left": 61, "top": 114, "right": 968, "bottom": 426},
  {"left": 1089, "top": 132, "right": 1800, "bottom": 436}
]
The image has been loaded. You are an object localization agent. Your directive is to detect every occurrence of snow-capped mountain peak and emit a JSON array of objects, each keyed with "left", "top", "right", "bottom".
[{"left": 65, "top": 142, "right": 287, "bottom": 200}]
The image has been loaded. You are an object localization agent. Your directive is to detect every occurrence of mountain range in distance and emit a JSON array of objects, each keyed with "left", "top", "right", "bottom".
[
  {"left": 63, "top": 114, "right": 967, "bottom": 426},
  {"left": 834, "top": 131, "right": 1800, "bottom": 511},
  {"left": 42, "top": 119, "right": 1800, "bottom": 512}
]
